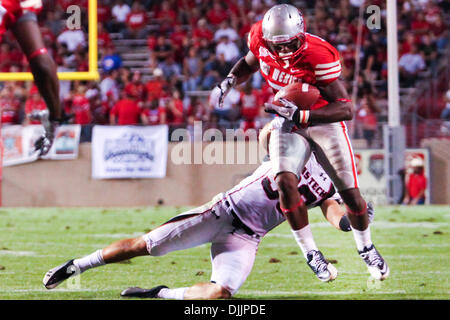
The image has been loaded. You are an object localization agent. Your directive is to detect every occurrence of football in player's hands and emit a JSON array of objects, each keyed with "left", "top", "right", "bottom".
[{"left": 273, "top": 81, "right": 320, "bottom": 110}]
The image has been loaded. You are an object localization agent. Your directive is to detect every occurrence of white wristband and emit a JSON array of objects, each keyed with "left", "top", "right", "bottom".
[{"left": 298, "top": 110, "right": 310, "bottom": 124}]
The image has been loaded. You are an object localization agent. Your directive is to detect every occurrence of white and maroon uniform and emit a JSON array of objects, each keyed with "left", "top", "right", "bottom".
[
  {"left": 142, "top": 154, "right": 341, "bottom": 295},
  {"left": 248, "top": 20, "right": 359, "bottom": 191}
]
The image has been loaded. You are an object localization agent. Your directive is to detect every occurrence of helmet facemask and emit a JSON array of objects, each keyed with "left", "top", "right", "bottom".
[
  {"left": 266, "top": 35, "right": 305, "bottom": 61},
  {"left": 262, "top": 4, "right": 307, "bottom": 63}
]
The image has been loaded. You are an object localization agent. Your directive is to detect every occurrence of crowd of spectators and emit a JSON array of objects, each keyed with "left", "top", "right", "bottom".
[{"left": 0, "top": 0, "right": 448, "bottom": 143}]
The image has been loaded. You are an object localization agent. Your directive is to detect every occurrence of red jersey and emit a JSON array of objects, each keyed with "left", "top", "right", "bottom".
[
  {"left": 25, "top": 98, "right": 47, "bottom": 124},
  {"left": 57, "top": 0, "right": 87, "bottom": 10},
  {"left": 97, "top": 4, "right": 111, "bottom": 23},
  {"left": 145, "top": 79, "right": 166, "bottom": 101},
  {"left": 98, "top": 31, "right": 113, "bottom": 49},
  {"left": 110, "top": 99, "right": 140, "bottom": 125},
  {"left": 142, "top": 107, "right": 165, "bottom": 125},
  {"left": 124, "top": 82, "right": 146, "bottom": 101},
  {"left": 70, "top": 94, "right": 91, "bottom": 125},
  {"left": 240, "top": 90, "right": 261, "bottom": 120},
  {"left": 407, "top": 173, "right": 427, "bottom": 199},
  {"left": 0, "top": 95, "right": 20, "bottom": 124},
  {"left": 247, "top": 21, "right": 342, "bottom": 110},
  {"left": 206, "top": 8, "right": 228, "bottom": 25},
  {"left": 0, "top": 0, "right": 43, "bottom": 40},
  {"left": 0, "top": 0, "right": 23, "bottom": 39},
  {"left": 166, "top": 98, "right": 184, "bottom": 125},
  {"left": 126, "top": 11, "right": 147, "bottom": 30}
]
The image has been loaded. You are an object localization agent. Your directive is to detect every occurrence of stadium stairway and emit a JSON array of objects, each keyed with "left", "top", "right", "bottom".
[{"left": 109, "top": 33, "right": 155, "bottom": 82}]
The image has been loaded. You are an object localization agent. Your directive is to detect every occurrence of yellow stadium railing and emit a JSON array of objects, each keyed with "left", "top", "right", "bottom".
[{"left": 0, "top": 0, "right": 99, "bottom": 81}]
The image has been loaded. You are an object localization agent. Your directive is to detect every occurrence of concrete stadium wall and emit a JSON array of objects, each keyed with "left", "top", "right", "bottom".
[
  {"left": 3, "top": 140, "right": 450, "bottom": 207},
  {"left": 2, "top": 142, "right": 263, "bottom": 207},
  {"left": 421, "top": 138, "right": 450, "bottom": 204}
]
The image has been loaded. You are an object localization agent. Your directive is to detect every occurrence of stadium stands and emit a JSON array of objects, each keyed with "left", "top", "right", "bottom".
[{"left": 0, "top": 0, "right": 448, "bottom": 147}]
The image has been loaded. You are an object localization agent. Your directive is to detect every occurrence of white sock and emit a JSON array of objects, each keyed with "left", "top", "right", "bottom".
[
  {"left": 73, "top": 249, "right": 105, "bottom": 273},
  {"left": 291, "top": 225, "right": 319, "bottom": 258},
  {"left": 352, "top": 227, "right": 373, "bottom": 251},
  {"left": 158, "top": 287, "right": 188, "bottom": 300}
]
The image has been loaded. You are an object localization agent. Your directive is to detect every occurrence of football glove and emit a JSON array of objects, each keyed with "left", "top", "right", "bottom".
[
  {"left": 264, "top": 97, "right": 299, "bottom": 122},
  {"left": 217, "top": 75, "right": 236, "bottom": 108}
]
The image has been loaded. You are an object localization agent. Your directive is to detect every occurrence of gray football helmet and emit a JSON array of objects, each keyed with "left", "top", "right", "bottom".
[{"left": 262, "top": 4, "right": 306, "bottom": 60}]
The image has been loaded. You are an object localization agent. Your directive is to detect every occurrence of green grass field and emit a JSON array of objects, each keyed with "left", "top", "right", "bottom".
[{"left": 0, "top": 205, "right": 449, "bottom": 300}]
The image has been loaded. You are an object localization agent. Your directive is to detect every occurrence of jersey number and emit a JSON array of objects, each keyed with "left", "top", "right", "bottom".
[{"left": 261, "top": 177, "right": 317, "bottom": 207}]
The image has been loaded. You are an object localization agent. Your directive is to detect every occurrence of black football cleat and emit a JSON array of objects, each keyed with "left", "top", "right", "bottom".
[
  {"left": 339, "top": 215, "right": 352, "bottom": 232},
  {"left": 120, "top": 285, "right": 168, "bottom": 298},
  {"left": 43, "top": 259, "right": 78, "bottom": 289}
]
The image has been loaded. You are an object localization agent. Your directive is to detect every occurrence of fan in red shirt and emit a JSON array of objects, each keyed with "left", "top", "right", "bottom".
[
  {"left": 206, "top": 2, "right": 229, "bottom": 26},
  {"left": 94, "top": 90, "right": 115, "bottom": 125},
  {"left": 110, "top": 93, "right": 141, "bottom": 125},
  {"left": 66, "top": 86, "right": 91, "bottom": 125},
  {"left": 145, "top": 68, "right": 167, "bottom": 101},
  {"left": 57, "top": 0, "right": 87, "bottom": 10},
  {"left": 165, "top": 90, "right": 184, "bottom": 125},
  {"left": 192, "top": 18, "right": 213, "bottom": 42},
  {"left": 141, "top": 98, "right": 166, "bottom": 125},
  {"left": 97, "top": 2, "right": 111, "bottom": 24},
  {"left": 410, "top": 12, "right": 430, "bottom": 36},
  {"left": 356, "top": 97, "right": 378, "bottom": 148},
  {"left": 0, "top": 85, "right": 21, "bottom": 125},
  {"left": 170, "top": 25, "right": 187, "bottom": 48},
  {"left": 239, "top": 81, "right": 262, "bottom": 131},
  {"left": 155, "top": 2, "right": 177, "bottom": 25},
  {"left": 403, "top": 158, "right": 427, "bottom": 205},
  {"left": 125, "top": 2, "right": 147, "bottom": 39},
  {"left": 97, "top": 23, "right": 113, "bottom": 53},
  {"left": 186, "top": 96, "right": 209, "bottom": 125},
  {"left": 0, "top": 43, "right": 14, "bottom": 72},
  {"left": 124, "top": 71, "right": 146, "bottom": 102},
  {"left": 24, "top": 85, "right": 47, "bottom": 125}
]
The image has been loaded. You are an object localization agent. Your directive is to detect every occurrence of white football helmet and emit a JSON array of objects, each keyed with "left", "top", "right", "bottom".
[{"left": 262, "top": 4, "right": 306, "bottom": 61}]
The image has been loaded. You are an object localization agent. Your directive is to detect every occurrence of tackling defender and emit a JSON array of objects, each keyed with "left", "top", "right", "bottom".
[
  {"left": 0, "top": 0, "right": 62, "bottom": 155},
  {"left": 43, "top": 152, "right": 374, "bottom": 299},
  {"left": 217, "top": 4, "right": 388, "bottom": 280}
]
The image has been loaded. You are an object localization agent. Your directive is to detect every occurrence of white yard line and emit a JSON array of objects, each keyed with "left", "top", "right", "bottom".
[
  {"left": 87, "top": 233, "right": 144, "bottom": 238},
  {"left": 0, "top": 250, "right": 36, "bottom": 256},
  {"left": 304, "top": 221, "right": 449, "bottom": 229},
  {"left": 239, "top": 289, "right": 408, "bottom": 296},
  {"left": 260, "top": 242, "right": 450, "bottom": 248},
  {"left": 0, "top": 287, "right": 127, "bottom": 293}
]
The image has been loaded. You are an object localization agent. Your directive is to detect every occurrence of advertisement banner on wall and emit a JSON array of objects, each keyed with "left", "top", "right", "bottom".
[
  {"left": 1, "top": 125, "right": 38, "bottom": 167},
  {"left": 354, "top": 148, "right": 430, "bottom": 205},
  {"left": 91, "top": 125, "right": 169, "bottom": 179},
  {"left": 42, "top": 125, "right": 81, "bottom": 160},
  {"left": 1, "top": 125, "right": 81, "bottom": 167}
]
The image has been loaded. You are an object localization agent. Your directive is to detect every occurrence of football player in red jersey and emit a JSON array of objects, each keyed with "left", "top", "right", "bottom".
[
  {"left": 0, "top": 0, "right": 61, "bottom": 155},
  {"left": 217, "top": 4, "right": 388, "bottom": 281}
]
